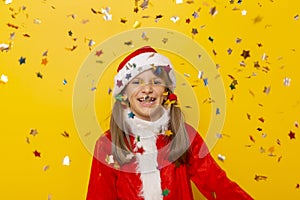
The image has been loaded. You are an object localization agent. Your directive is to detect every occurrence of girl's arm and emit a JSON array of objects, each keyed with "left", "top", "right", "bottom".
[
  {"left": 86, "top": 133, "right": 118, "bottom": 200},
  {"left": 186, "top": 124, "right": 253, "bottom": 200}
]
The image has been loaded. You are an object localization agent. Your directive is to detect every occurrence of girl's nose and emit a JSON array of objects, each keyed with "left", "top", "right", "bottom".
[{"left": 141, "top": 84, "right": 153, "bottom": 93}]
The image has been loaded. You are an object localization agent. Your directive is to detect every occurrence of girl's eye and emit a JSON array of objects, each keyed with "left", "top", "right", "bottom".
[
  {"left": 153, "top": 80, "right": 162, "bottom": 85},
  {"left": 131, "top": 80, "right": 142, "bottom": 84}
]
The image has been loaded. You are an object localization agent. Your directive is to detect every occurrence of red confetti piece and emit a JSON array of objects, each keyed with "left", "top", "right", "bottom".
[
  {"left": 288, "top": 131, "right": 296, "bottom": 139},
  {"left": 33, "top": 150, "right": 41, "bottom": 157}
]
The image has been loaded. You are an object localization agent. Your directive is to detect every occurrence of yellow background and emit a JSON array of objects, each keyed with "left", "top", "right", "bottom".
[{"left": 1, "top": 0, "right": 300, "bottom": 199}]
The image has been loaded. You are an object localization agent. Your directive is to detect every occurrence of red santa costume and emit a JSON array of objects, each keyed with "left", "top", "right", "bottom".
[{"left": 86, "top": 46, "right": 253, "bottom": 200}]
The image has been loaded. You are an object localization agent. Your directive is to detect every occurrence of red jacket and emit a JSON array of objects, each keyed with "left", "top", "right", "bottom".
[{"left": 86, "top": 124, "right": 253, "bottom": 200}]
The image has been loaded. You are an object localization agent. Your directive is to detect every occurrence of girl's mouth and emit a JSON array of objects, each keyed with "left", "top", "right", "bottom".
[{"left": 137, "top": 95, "right": 156, "bottom": 103}]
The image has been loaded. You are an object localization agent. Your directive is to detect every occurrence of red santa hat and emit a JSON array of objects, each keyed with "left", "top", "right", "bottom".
[{"left": 113, "top": 46, "right": 176, "bottom": 97}]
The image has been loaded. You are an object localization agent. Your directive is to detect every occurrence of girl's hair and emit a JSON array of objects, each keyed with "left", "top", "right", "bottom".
[{"left": 110, "top": 67, "right": 190, "bottom": 165}]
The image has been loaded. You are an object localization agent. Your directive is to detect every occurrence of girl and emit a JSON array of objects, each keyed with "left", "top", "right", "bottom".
[{"left": 86, "top": 46, "right": 253, "bottom": 200}]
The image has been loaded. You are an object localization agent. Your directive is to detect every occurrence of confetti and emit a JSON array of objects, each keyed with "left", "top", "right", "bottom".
[
  {"left": 136, "top": 146, "right": 145, "bottom": 154},
  {"left": 276, "top": 139, "right": 281, "bottom": 145},
  {"left": 139, "top": 0, "right": 149, "bottom": 9},
  {"left": 192, "top": 11, "right": 199, "bottom": 19},
  {"left": 162, "top": 189, "right": 170, "bottom": 196},
  {"left": 165, "top": 130, "right": 173, "bottom": 136},
  {"left": 120, "top": 18, "right": 127, "bottom": 23},
  {"left": 246, "top": 113, "right": 251, "bottom": 120},
  {"left": 258, "top": 117, "right": 265, "bottom": 123},
  {"left": 30, "top": 129, "right": 38, "bottom": 136},
  {"left": 7, "top": 23, "right": 19, "bottom": 29},
  {"left": 209, "top": 6, "right": 218, "bottom": 16},
  {"left": 33, "top": 150, "right": 41, "bottom": 157},
  {"left": 227, "top": 48, "right": 233, "bottom": 55},
  {"left": 263, "top": 86, "right": 271, "bottom": 94},
  {"left": 294, "top": 14, "right": 299, "bottom": 20},
  {"left": 249, "top": 135, "right": 255, "bottom": 143},
  {"left": 41, "top": 57, "right": 48, "bottom": 65},
  {"left": 19, "top": 56, "right": 26, "bottom": 65},
  {"left": 65, "top": 45, "right": 78, "bottom": 51},
  {"left": 133, "top": 20, "right": 141, "bottom": 28},
  {"left": 295, "top": 121, "right": 299, "bottom": 128},
  {"left": 170, "top": 16, "right": 180, "bottom": 23},
  {"left": 217, "top": 154, "right": 226, "bottom": 162},
  {"left": 0, "top": 43, "right": 10, "bottom": 51},
  {"left": 95, "top": 50, "right": 103, "bottom": 57},
  {"left": 203, "top": 78, "right": 208, "bottom": 86},
  {"left": 236, "top": 38, "right": 242, "bottom": 43},
  {"left": 254, "top": 175, "right": 267, "bottom": 181},
  {"left": 43, "top": 165, "right": 50, "bottom": 171},
  {"left": 186, "top": 18, "right": 191, "bottom": 23},
  {"left": 5, "top": 0, "right": 13, "bottom": 4},
  {"left": 162, "top": 38, "right": 168, "bottom": 44},
  {"left": 288, "top": 131, "right": 296, "bottom": 139},
  {"left": 61, "top": 131, "right": 70, "bottom": 137},
  {"left": 241, "top": 50, "right": 250, "bottom": 59},
  {"left": 198, "top": 71, "right": 203, "bottom": 79},
  {"left": 241, "top": 10, "right": 247, "bottom": 16},
  {"left": 208, "top": 36, "right": 214, "bottom": 42},
  {"left": 283, "top": 77, "right": 291, "bottom": 86},
  {"left": 262, "top": 53, "right": 268, "bottom": 61},
  {"left": 101, "top": 7, "right": 112, "bottom": 21},
  {"left": 216, "top": 108, "right": 220, "bottom": 115},
  {"left": 0, "top": 74, "right": 8, "bottom": 84},
  {"left": 62, "top": 155, "right": 71, "bottom": 166},
  {"left": 141, "top": 32, "right": 149, "bottom": 41},
  {"left": 176, "top": 0, "right": 183, "bottom": 4},
  {"left": 191, "top": 28, "right": 198, "bottom": 35},
  {"left": 36, "top": 72, "right": 43, "bottom": 79},
  {"left": 128, "top": 112, "right": 135, "bottom": 118},
  {"left": 63, "top": 79, "right": 67, "bottom": 85}
]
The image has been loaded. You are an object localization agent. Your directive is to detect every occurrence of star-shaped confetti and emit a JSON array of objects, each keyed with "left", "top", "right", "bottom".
[
  {"left": 136, "top": 146, "right": 145, "bottom": 154},
  {"left": 125, "top": 73, "right": 132, "bottom": 80},
  {"left": 95, "top": 50, "right": 103, "bottom": 56},
  {"left": 128, "top": 112, "right": 135, "bottom": 118},
  {"left": 162, "top": 189, "right": 170, "bottom": 196},
  {"left": 191, "top": 28, "right": 198, "bottom": 35},
  {"left": 170, "top": 16, "right": 180, "bottom": 23},
  {"left": 192, "top": 11, "right": 199, "bottom": 18},
  {"left": 0, "top": 74, "right": 8, "bottom": 84},
  {"left": 186, "top": 18, "right": 191, "bottom": 23},
  {"left": 33, "top": 150, "right": 41, "bottom": 157},
  {"left": 288, "top": 131, "right": 296, "bottom": 139},
  {"left": 163, "top": 65, "right": 171, "bottom": 73},
  {"left": 116, "top": 80, "right": 123, "bottom": 87},
  {"left": 241, "top": 50, "right": 250, "bottom": 59},
  {"left": 19, "top": 56, "right": 26, "bottom": 65},
  {"left": 165, "top": 130, "right": 173, "bottom": 136},
  {"left": 41, "top": 57, "right": 48, "bottom": 65}
]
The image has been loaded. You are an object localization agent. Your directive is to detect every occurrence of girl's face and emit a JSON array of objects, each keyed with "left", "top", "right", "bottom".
[{"left": 124, "top": 69, "right": 167, "bottom": 121}]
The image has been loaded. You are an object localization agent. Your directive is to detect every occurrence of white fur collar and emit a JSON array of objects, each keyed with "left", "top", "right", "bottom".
[{"left": 123, "top": 107, "right": 170, "bottom": 138}]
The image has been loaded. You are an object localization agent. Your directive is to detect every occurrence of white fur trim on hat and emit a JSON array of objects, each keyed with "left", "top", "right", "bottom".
[{"left": 113, "top": 51, "right": 176, "bottom": 97}]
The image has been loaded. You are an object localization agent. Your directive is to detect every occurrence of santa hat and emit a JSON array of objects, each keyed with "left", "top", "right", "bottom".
[{"left": 113, "top": 46, "right": 176, "bottom": 97}]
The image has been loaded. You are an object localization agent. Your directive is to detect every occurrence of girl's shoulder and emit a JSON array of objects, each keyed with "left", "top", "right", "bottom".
[{"left": 94, "top": 130, "right": 112, "bottom": 150}]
